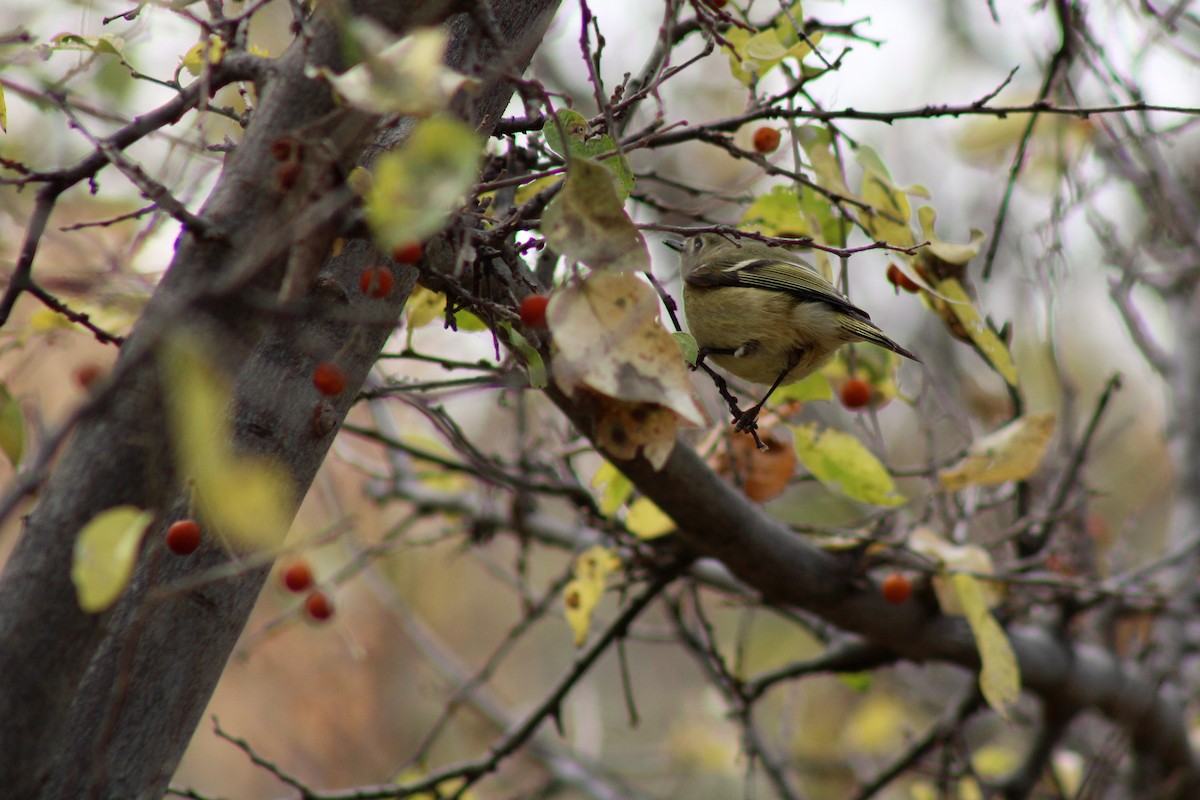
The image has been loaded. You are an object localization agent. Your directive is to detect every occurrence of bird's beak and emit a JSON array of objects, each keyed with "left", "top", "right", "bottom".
[{"left": 663, "top": 238, "right": 684, "bottom": 252}]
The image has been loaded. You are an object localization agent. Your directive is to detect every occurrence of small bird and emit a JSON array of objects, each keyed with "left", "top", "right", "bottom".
[{"left": 666, "top": 232, "right": 920, "bottom": 430}]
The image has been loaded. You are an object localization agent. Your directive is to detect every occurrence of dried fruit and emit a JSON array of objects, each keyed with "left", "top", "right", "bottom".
[
  {"left": 752, "top": 127, "right": 781, "bottom": 154},
  {"left": 887, "top": 263, "right": 920, "bottom": 293}
]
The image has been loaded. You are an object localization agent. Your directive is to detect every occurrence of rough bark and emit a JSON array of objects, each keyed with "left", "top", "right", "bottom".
[{"left": 0, "top": 1, "right": 560, "bottom": 797}]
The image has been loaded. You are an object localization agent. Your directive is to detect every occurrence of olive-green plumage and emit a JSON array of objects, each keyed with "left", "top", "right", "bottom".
[{"left": 668, "top": 233, "right": 919, "bottom": 391}]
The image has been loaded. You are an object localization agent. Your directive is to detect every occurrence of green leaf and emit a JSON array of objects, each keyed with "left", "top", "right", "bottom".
[
  {"left": 505, "top": 324, "right": 548, "bottom": 389},
  {"left": 792, "top": 423, "right": 905, "bottom": 506},
  {"left": 0, "top": 383, "right": 24, "bottom": 467},
  {"left": 672, "top": 331, "right": 698, "bottom": 366},
  {"left": 366, "top": 116, "right": 483, "bottom": 251},
  {"left": 72, "top": 506, "right": 153, "bottom": 613},
  {"left": 774, "top": 371, "right": 831, "bottom": 403},
  {"left": 540, "top": 157, "right": 649, "bottom": 271},
  {"left": 739, "top": 186, "right": 811, "bottom": 238},
  {"left": 543, "top": 109, "right": 634, "bottom": 199},
  {"left": 951, "top": 573, "right": 1021, "bottom": 719}
]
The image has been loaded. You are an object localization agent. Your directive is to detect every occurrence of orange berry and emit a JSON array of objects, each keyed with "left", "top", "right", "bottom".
[
  {"left": 165, "top": 519, "right": 202, "bottom": 556},
  {"left": 881, "top": 573, "right": 912, "bottom": 605},
  {"left": 283, "top": 561, "right": 314, "bottom": 593},
  {"left": 304, "top": 590, "right": 334, "bottom": 622},
  {"left": 312, "top": 362, "right": 347, "bottom": 397},
  {"left": 359, "top": 267, "right": 395, "bottom": 299},
  {"left": 886, "top": 264, "right": 920, "bottom": 293},
  {"left": 73, "top": 363, "right": 103, "bottom": 390},
  {"left": 752, "top": 127, "right": 781, "bottom": 154},
  {"left": 519, "top": 294, "right": 550, "bottom": 328},
  {"left": 839, "top": 377, "right": 872, "bottom": 410},
  {"left": 392, "top": 241, "right": 424, "bottom": 264}
]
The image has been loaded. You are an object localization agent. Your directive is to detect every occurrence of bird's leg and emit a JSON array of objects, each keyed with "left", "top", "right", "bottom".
[{"left": 734, "top": 349, "right": 805, "bottom": 448}]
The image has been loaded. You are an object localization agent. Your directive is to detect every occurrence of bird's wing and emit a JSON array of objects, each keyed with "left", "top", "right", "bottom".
[{"left": 687, "top": 256, "right": 871, "bottom": 321}]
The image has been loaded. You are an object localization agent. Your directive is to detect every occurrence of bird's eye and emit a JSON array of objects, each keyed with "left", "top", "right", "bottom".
[{"left": 691, "top": 238, "right": 703, "bottom": 252}]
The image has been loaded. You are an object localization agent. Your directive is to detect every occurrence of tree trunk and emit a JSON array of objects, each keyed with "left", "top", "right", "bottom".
[{"left": 0, "top": 2, "right": 559, "bottom": 797}]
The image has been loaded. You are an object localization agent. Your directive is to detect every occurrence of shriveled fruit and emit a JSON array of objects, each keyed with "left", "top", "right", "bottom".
[
  {"left": 887, "top": 263, "right": 920, "bottom": 293},
  {"left": 752, "top": 127, "right": 781, "bottom": 154}
]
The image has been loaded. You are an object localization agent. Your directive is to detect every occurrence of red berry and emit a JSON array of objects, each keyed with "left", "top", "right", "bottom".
[
  {"left": 886, "top": 264, "right": 920, "bottom": 293},
  {"left": 359, "top": 267, "right": 395, "bottom": 299},
  {"left": 839, "top": 378, "right": 872, "bottom": 410},
  {"left": 165, "top": 519, "right": 202, "bottom": 555},
  {"left": 519, "top": 294, "right": 550, "bottom": 328},
  {"left": 392, "top": 241, "right": 424, "bottom": 264},
  {"left": 304, "top": 590, "right": 334, "bottom": 622},
  {"left": 881, "top": 573, "right": 912, "bottom": 605},
  {"left": 752, "top": 127, "right": 781, "bottom": 154},
  {"left": 73, "top": 363, "right": 103, "bottom": 390},
  {"left": 312, "top": 362, "right": 347, "bottom": 396},
  {"left": 282, "top": 561, "right": 314, "bottom": 593}
]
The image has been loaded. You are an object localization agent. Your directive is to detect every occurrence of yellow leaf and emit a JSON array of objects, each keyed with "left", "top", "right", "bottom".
[
  {"left": 366, "top": 116, "right": 482, "bottom": 251},
  {"left": 626, "top": 496, "right": 675, "bottom": 539},
  {"left": 405, "top": 285, "right": 447, "bottom": 329},
  {"left": 0, "top": 82, "right": 7, "bottom": 132},
  {"left": 951, "top": 572, "right": 1021, "bottom": 719},
  {"left": 564, "top": 545, "right": 621, "bottom": 646},
  {"left": 791, "top": 423, "right": 905, "bottom": 507},
  {"left": 591, "top": 461, "right": 634, "bottom": 516},
  {"left": 317, "top": 25, "right": 478, "bottom": 117},
  {"left": 0, "top": 383, "right": 24, "bottom": 467},
  {"left": 182, "top": 36, "right": 225, "bottom": 76},
  {"left": 858, "top": 146, "right": 914, "bottom": 247},
  {"left": 162, "top": 333, "right": 294, "bottom": 551},
  {"left": 29, "top": 308, "right": 74, "bottom": 332},
  {"left": 540, "top": 157, "right": 648, "bottom": 271},
  {"left": 934, "top": 278, "right": 1019, "bottom": 386},
  {"left": 939, "top": 412, "right": 1055, "bottom": 490},
  {"left": 72, "top": 506, "right": 153, "bottom": 612},
  {"left": 797, "top": 126, "right": 853, "bottom": 200},
  {"left": 908, "top": 527, "right": 1003, "bottom": 613},
  {"left": 918, "top": 206, "right": 986, "bottom": 266},
  {"left": 723, "top": 25, "right": 823, "bottom": 85},
  {"left": 842, "top": 694, "right": 911, "bottom": 755}
]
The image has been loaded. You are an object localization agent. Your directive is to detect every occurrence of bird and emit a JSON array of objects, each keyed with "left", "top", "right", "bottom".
[{"left": 666, "top": 232, "right": 920, "bottom": 431}]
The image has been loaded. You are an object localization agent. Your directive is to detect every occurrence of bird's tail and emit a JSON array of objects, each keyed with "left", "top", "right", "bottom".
[{"left": 840, "top": 317, "right": 921, "bottom": 363}]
